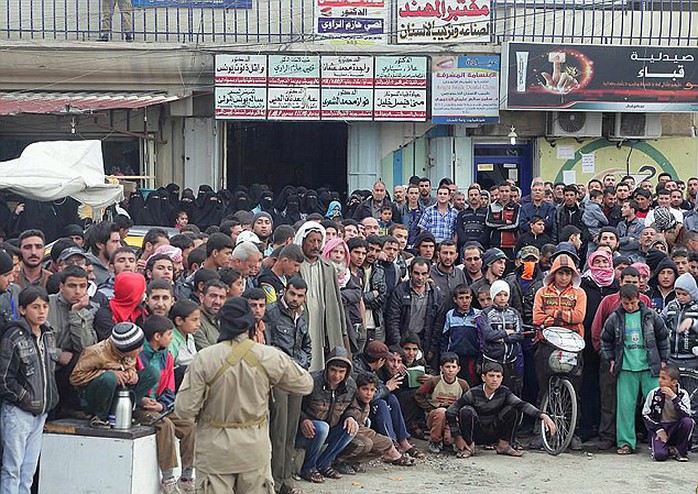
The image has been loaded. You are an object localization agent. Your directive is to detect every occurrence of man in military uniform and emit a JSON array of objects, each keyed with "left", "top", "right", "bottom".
[{"left": 175, "top": 297, "right": 314, "bottom": 494}]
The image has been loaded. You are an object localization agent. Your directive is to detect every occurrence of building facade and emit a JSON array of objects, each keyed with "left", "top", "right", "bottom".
[{"left": 0, "top": 0, "right": 696, "bottom": 196}]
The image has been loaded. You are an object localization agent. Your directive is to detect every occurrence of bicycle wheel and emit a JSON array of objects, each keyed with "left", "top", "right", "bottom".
[
  {"left": 679, "top": 370, "right": 698, "bottom": 452},
  {"left": 540, "top": 376, "right": 577, "bottom": 455}
]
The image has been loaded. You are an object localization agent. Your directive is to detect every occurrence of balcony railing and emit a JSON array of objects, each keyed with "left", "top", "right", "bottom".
[{"left": 0, "top": 0, "right": 695, "bottom": 45}]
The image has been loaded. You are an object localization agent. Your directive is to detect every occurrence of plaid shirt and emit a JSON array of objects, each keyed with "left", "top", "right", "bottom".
[{"left": 417, "top": 204, "right": 458, "bottom": 243}]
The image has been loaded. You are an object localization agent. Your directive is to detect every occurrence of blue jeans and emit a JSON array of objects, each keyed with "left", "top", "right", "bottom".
[
  {"left": 370, "top": 393, "right": 410, "bottom": 442},
  {"left": 0, "top": 402, "right": 47, "bottom": 494},
  {"left": 296, "top": 421, "right": 354, "bottom": 473}
]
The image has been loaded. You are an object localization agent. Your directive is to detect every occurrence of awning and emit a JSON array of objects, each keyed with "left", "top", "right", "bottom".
[{"left": 0, "top": 91, "right": 182, "bottom": 115}]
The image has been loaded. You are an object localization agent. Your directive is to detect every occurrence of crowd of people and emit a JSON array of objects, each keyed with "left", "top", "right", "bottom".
[{"left": 0, "top": 171, "right": 696, "bottom": 494}]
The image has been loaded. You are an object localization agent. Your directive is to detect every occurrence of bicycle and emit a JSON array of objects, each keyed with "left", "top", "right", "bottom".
[{"left": 524, "top": 325, "right": 585, "bottom": 456}]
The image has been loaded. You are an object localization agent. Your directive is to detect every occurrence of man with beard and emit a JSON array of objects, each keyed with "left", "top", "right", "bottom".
[
  {"left": 85, "top": 221, "right": 123, "bottom": 286},
  {"left": 519, "top": 180, "right": 555, "bottom": 235},
  {"left": 230, "top": 241, "right": 263, "bottom": 288},
  {"left": 615, "top": 182, "right": 631, "bottom": 205},
  {"left": 459, "top": 243, "right": 484, "bottom": 285},
  {"left": 430, "top": 240, "right": 467, "bottom": 298},
  {"left": 295, "top": 221, "right": 349, "bottom": 372},
  {"left": 485, "top": 182, "right": 521, "bottom": 262},
  {"left": 252, "top": 212, "right": 274, "bottom": 251},
  {"left": 361, "top": 236, "right": 387, "bottom": 343},
  {"left": 418, "top": 177, "right": 436, "bottom": 208},
  {"left": 618, "top": 199, "right": 645, "bottom": 256},
  {"left": 686, "top": 177, "right": 698, "bottom": 209},
  {"left": 193, "top": 279, "right": 227, "bottom": 350},
  {"left": 411, "top": 232, "right": 436, "bottom": 263},
  {"left": 17, "top": 229, "right": 51, "bottom": 289},
  {"left": 553, "top": 185, "right": 586, "bottom": 245},
  {"left": 603, "top": 187, "right": 622, "bottom": 227}
]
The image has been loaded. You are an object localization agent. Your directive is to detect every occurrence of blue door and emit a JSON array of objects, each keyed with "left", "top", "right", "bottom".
[{"left": 474, "top": 143, "right": 533, "bottom": 195}]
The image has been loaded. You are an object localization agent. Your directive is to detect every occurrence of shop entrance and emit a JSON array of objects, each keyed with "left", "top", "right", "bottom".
[
  {"left": 474, "top": 143, "right": 533, "bottom": 195},
  {"left": 227, "top": 122, "right": 348, "bottom": 195}
]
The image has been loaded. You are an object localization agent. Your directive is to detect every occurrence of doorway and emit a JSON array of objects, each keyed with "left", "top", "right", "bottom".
[
  {"left": 474, "top": 143, "right": 533, "bottom": 195},
  {"left": 227, "top": 122, "right": 348, "bottom": 195}
]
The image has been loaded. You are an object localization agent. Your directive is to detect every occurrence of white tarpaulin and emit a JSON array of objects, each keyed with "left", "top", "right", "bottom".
[{"left": 0, "top": 140, "right": 123, "bottom": 208}]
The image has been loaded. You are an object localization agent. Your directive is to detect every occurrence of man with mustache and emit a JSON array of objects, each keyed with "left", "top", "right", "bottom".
[
  {"left": 295, "top": 221, "right": 350, "bottom": 372},
  {"left": 18, "top": 229, "right": 51, "bottom": 289}
]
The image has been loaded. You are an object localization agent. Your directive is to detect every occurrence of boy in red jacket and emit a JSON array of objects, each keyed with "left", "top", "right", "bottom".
[{"left": 137, "top": 315, "right": 196, "bottom": 494}]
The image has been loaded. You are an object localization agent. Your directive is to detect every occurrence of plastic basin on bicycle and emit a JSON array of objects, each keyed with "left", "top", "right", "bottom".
[{"left": 542, "top": 327, "right": 585, "bottom": 353}]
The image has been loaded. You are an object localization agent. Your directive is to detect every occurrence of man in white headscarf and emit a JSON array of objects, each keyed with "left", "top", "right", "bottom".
[{"left": 294, "top": 221, "right": 350, "bottom": 371}]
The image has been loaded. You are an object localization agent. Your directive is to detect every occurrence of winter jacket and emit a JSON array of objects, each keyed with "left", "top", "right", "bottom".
[
  {"left": 484, "top": 201, "right": 520, "bottom": 250},
  {"left": 618, "top": 217, "right": 645, "bottom": 253},
  {"left": 532, "top": 254, "right": 587, "bottom": 336},
  {"left": 137, "top": 340, "right": 176, "bottom": 410},
  {"left": 455, "top": 206, "right": 487, "bottom": 250},
  {"left": 514, "top": 231, "right": 552, "bottom": 253},
  {"left": 441, "top": 307, "right": 481, "bottom": 359},
  {"left": 352, "top": 197, "right": 400, "bottom": 222},
  {"left": 429, "top": 264, "right": 467, "bottom": 299},
  {"left": 553, "top": 203, "right": 586, "bottom": 243},
  {"left": 193, "top": 309, "right": 220, "bottom": 351},
  {"left": 301, "top": 347, "right": 359, "bottom": 428},
  {"left": 264, "top": 300, "right": 312, "bottom": 369},
  {"left": 384, "top": 281, "right": 441, "bottom": 352},
  {"left": 661, "top": 298, "right": 698, "bottom": 359},
  {"left": 0, "top": 319, "right": 59, "bottom": 415},
  {"left": 580, "top": 276, "right": 619, "bottom": 352},
  {"left": 600, "top": 303, "right": 669, "bottom": 377},
  {"left": 48, "top": 293, "right": 99, "bottom": 355},
  {"left": 257, "top": 268, "right": 286, "bottom": 305},
  {"left": 642, "top": 386, "right": 692, "bottom": 434},
  {"left": 352, "top": 353, "right": 390, "bottom": 402},
  {"left": 70, "top": 338, "right": 138, "bottom": 388},
  {"left": 505, "top": 268, "right": 544, "bottom": 318},
  {"left": 400, "top": 204, "right": 424, "bottom": 247},
  {"left": 519, "top": 201, "right": 555, "bottom": 234},
  {"left": 591, "top": 292, "right": 652, "bottom": 352},
  {"left": 362, "top": 263, "right": 387, "bottom": 329},
  {"left": 477, "top": 304, "right": 524, "bottom": 364},
  {"left": 582, "top": 201, "right": 608, "bottom": 239}
]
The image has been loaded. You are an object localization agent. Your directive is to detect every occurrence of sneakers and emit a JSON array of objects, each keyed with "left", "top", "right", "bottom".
[
  {"left": 97, "top": 34, "right": 109, "bottom": 42},
  {"left": 570, "top": 435, "right": 583, "bottom": 451},
  {"left": 161, "top": 478, "right": 181, "bottom": 494},
  {"left": 178, "top": 478, "right": 195, "bottom": 494},
  {"left": 675, "top": 454, "right": 689, "bottom": 462},
  {"left": 428, "top": 441, "right": 442, "bottom": 454}
]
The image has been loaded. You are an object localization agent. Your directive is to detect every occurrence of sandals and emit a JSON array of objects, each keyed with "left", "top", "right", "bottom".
[
  {"left": 89, "top": 416, "right": 111, "bottom": 429},
  {"left": 319, "top": 467, "right": 342, "bottom": 479},
  {"left": 617, "top": 445, "right": 634, "bottom": 455},
  {"left": 496, "top": 445, "right": 524, "bottom": 457},
  {"left": 404, "top": 446, "right": 426, "bottom": 460},
  {"left": 456, "top": 449, "right": 473, "bottom": 459},
  {"left": 386, "top": 454, "right": 416, "bottom": 466},
  {"left": 332, "top": 462, "right": 356, "bottom": 475},
  {"left": 300, "top": 470, "right": 325, "bottom": 484}
]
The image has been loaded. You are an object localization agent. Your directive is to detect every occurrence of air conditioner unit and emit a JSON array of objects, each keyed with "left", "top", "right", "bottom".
[
  {"left": 546, "top": 112, "right": 602, "bottom": 137},
  {"left": 610, "top": 113, "right": 662, "bottom": 139}
]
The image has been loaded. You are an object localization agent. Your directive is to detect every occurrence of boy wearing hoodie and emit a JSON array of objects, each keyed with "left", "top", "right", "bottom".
[
  {"left": 136, "top": 315, "right": 196, "bottom": 493},
  {"left": 297, "top": 347, "right": 360, "bottom": 483},
  {"left": 477, "top": 280, "right": 525, "bottom": 395},
  {"left": 600, "top": 284, "right": 669, "bottom": 455},
  {"left": 650, "top": 258, "right": 678, "bottom": 312},
  {"left": 661, "top": 272, "right": 698, "bottom": 366}
]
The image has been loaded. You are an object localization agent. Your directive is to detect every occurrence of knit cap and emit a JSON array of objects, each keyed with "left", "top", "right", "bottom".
[
  {"left": 0, "top": 251, "right": 12, "bottom": 276},
  {"left": 252, "top": 211, "right": 273, "bottom": 226},
  {"left": 490, "top": 279, "right": 511, "bottom": 300},
  {"left": 675, "top": 273, "right": 698, "bottom": 302},
  {"left": 483, "top": 248, "right": 507, "bottom": 267},
  {"left": 110, "top": 322, "right": 145, "bottom": 353}
]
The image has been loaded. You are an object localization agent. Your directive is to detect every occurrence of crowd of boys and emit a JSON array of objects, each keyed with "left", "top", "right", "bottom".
[{"left": 0, "top": 171, "right": 695, "bottom": 494}]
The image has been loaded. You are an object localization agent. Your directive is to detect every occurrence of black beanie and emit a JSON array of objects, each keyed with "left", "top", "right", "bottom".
[
  {"left": 0, "top": 251, "right": 12, "bottom": 276},
  {"left": 217, "top": 297, "right": 256, "bottom": 342}
]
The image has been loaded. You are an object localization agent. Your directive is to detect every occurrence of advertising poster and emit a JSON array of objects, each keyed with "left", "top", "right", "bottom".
[
  {"left": 321, "top": 55, "right": 375, "bottom": 86},
  {"left": 315, "top": 0, "right": 387, "bottom": 42},
  {"left": 432, "top": 55, "right": 500, "bottom": 124},
  {"left": 214, "top": 87, "right": 266, "bottom": 119},
  {"left": 373, "top": 56, "right": 427, "bottom": 120},
  {"left": 214, "top": 54, "right": 267, "bottom": 86},
  {"left": 396, "top": 0, "right": 491, "bottom": 44},
  {"left": 374, "top": 56, "right": 428, "bottom": 86},
  {"left": 503, "top": 42, "right": 698, "bottom": 112},
  {"left": 267, "top": 55, "right": 320, "bottom": 86}
]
